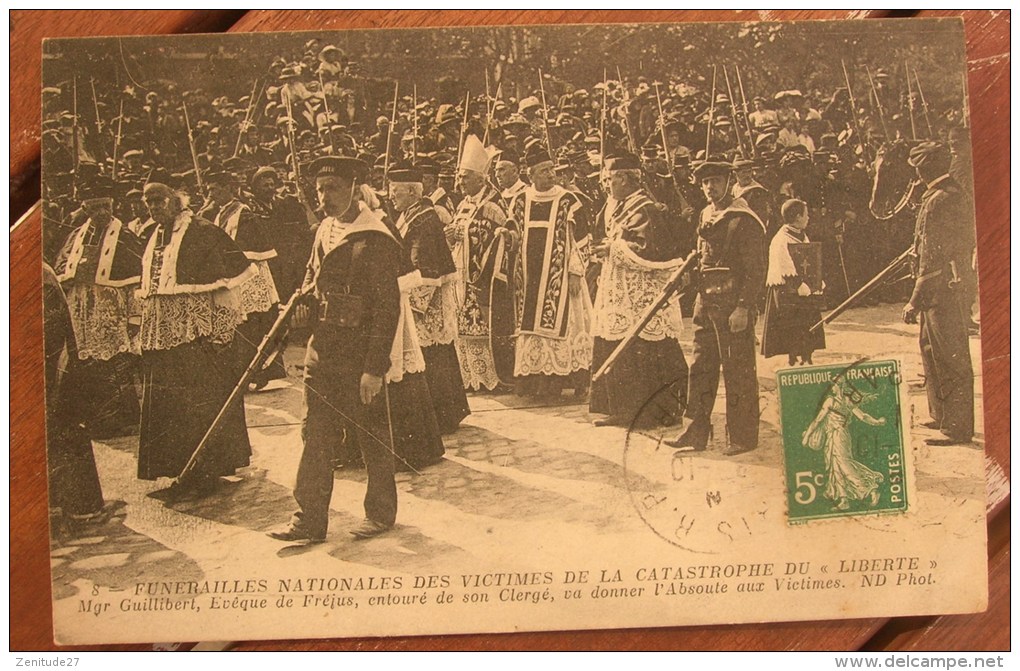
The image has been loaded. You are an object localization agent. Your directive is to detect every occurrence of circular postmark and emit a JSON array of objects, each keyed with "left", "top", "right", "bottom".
[{"left": 622, "top": 377, "right": 775, "bottom": 555}]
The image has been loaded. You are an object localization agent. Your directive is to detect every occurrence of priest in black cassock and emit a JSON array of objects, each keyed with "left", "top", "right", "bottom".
[
  {"left": 53, "top": 181, "right": 143, "bottom": 438},
  {"left": 389, "top": 166, "right": 470, "bottom": 434},
  {"left": 589, "top": 153, "right": 689, "bottom": 428},
  {"left": 206, "top": 168, "right": 287, "bottom": 389},
  {"left": 135, "top": 181, "right": 274, "bottom": 499}
]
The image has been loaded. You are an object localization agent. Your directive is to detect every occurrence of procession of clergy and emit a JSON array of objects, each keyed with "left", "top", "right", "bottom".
[{"left": 46, "top": 42, "right": 971, "bottom": 538}]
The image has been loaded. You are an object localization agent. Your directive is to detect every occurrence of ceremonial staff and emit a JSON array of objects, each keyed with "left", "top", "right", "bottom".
[
  {"left": 705, "top": 65, "right": 718, "bottom": 156},
  {"left": 912, "top": 68, "right": 934, "bottom": 138},
  {"left": 723, "top": 66, "right": 747, "bottom": 157},
  {"left": 810, "top": 246, "right": 914, "bottom": 333},
  {"left": 318, "top": 71, "right": 336, "bottom": 154},
  {"left": 735, "top": 65, "right": 757, "bottom": 157},
  {"left": 383, "top": 81, "right": 398, "bottom": 185},
  {"left": 865, "top": 65, "right": 890, "bottom": 140},
  {"left": 654, "top": 81, "right": 670, "bottom": 163},
  {"left": 182, "top": 100, "right": 203, "bottom": 191},
  {"left": 233, "top": 78, "right": 261, "bottom": 157},
  {"left": 905, "top": 61, "right": 917, "bottom": 141},
  {"left": 112, "top": 98, "right": 124, "bottom": 180},
  {"left": 538, "top": 69, "right": 554, "bottom": 155},
  {"left": 841, "top": 59, "right": 873, "bottom": 172},
  {"left": 592, "top": 251, "right": 699, "bottom": 383}
]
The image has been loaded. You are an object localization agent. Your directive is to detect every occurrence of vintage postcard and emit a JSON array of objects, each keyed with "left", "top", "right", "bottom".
[{"left": 40, "top": 18, "right": 987, "bottom": 645}]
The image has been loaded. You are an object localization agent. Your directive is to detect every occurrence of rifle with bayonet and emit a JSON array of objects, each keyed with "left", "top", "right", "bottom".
[
  {"left": 841, "top": 60, "right": 873, "bottom": 173},
  {"left": 593, "top": 251, "right": 700, "bottom": 383},
  {"left": 168, "top": 291, "right": 305, "bottom": 489},
  {"left": 182, "top": 100, "right": 204, "bottom": 191},
  {"left": 735, "top": 65, "right": 757, "bottom": 158},
  {"left": 233, "top": 79, "right": 262, "bottom": 158},
  {"left": 723, "top": 66, "right": 747, "bottom": 158},
  {"left": 809, "top": 246, "right": 915, "bottom": 333}
]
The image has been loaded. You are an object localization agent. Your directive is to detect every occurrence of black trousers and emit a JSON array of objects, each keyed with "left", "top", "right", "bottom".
[
  {"left": 919, "top": 291, "right": 974, "bottom": 441},
  {"left": 291, "top": 338, "right": 396, "bottom": 536},
  {"left": 684, "top": 297, "right": 760, "bottom": 449}
]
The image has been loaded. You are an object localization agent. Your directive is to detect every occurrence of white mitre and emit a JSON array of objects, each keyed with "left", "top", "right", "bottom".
[{"left": 459, "top": 134, "right": 496, "bottom": 175}]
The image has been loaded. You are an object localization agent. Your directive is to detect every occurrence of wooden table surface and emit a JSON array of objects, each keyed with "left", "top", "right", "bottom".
[{"left": 9, "top": 9, "right": 1009, "bottom": 652}]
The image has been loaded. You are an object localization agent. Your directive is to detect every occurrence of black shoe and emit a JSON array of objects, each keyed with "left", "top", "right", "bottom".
[
  {"left": 267, "top": 524, "right": 325, "bottom": 543},
  {"left": 350, "top": 519, "right": 392, "bottom": 540},
  {"left": 664, "top": 434, "right": 706, "bottom": 452},
  {"left": 919, "top": 419, "right": 941, "bottom": 430},
  {"left": 722, "top": 443, "right": 756, "bottom": 456},
  {"left": 664, "top": 423, "right": 711, "bottom": 451},
  {"left": 925, "top": 436, "right": 971, "bottom": 446},
  {"left": 147, "top": 477, "right": 216, "bottom": 502}
]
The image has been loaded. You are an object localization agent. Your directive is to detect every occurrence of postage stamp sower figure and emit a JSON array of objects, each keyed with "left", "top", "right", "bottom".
[{"left": 778, "top": 360, "right": 908, "bottom": 522}]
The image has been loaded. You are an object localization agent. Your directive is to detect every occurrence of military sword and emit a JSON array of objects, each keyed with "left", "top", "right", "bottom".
[
  {"left": 282, "top": 89, "right": 301, "bottom": 183},
  {"left": 72, "top": 76, "right": 80, "bottom": 200},
  {"left": 456, "top": 89, "right": 471, "bottom": 171},
  {"left": 836, "top": 234, "right": 852, "bottom": 297}
]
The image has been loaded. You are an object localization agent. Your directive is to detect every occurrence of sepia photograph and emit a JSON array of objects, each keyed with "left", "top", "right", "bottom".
[{"left": 20, "top": 11, "right": 1002, "bottom": 650}]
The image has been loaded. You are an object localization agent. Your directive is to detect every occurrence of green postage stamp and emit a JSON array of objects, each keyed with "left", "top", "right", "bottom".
[{"left": 777, "top": 360, "right": 908, "bottom": 523}]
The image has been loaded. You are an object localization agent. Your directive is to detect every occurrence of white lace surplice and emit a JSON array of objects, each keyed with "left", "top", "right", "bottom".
[
  {"left": 409, "top": 274, "right": 459, "bottom": 348},
  {"left": 138, "top": 271, "right": 274, "bottom": 351},
  {"left": 592, "top": 239, "right": 684, "bottom": 343},
  {"left": 514, "top": 274, "right": 593, "bottom": 377},
  {"left": 64, "top": 283, "right": 140, "bottom": 360}
]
